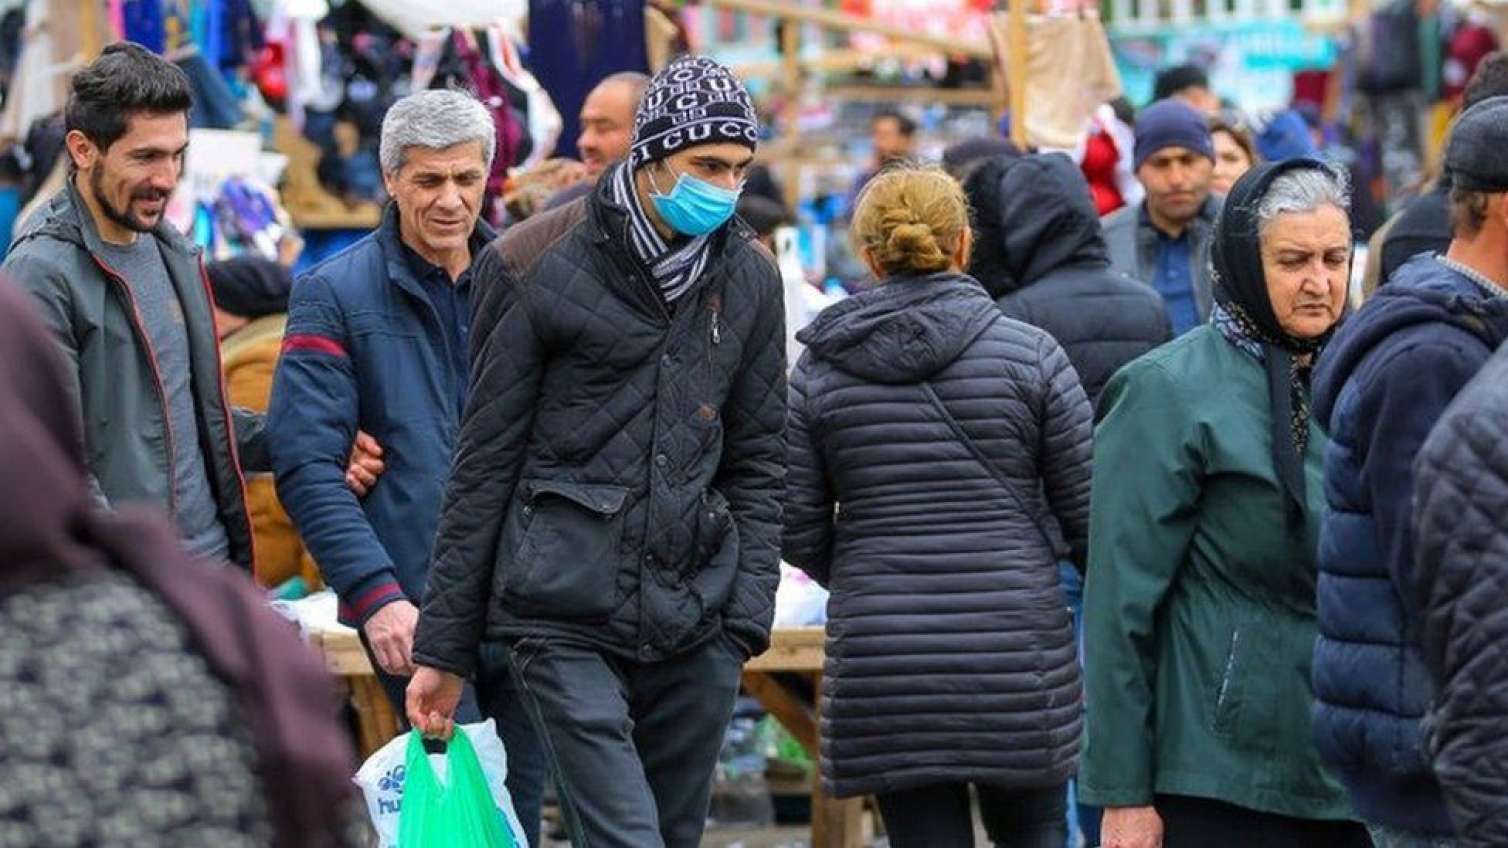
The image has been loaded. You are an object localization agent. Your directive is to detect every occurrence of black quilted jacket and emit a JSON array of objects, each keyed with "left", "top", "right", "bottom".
[
  {"left": 412, "top": 178, "right": 787, "bottom": 676},
  {"left": 783, "top": 272, "right": 1092, "bottom": 799},
  {"left": 1413, "top": 344, "right": 1508, "bottom": 846}
]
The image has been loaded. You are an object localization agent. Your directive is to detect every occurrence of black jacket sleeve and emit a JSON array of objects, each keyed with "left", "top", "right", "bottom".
[
  {"left": 1413, "top": 367, "right": 1508, "bottom": 848},
  {"left": 412, "top": 247, "right": 545, "bottom": 677},
  {"left": 713, "top": 266, "right": 788, "bottom": 657}
]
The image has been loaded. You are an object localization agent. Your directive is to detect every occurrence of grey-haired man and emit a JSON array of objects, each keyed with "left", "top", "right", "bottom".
[{"left": 266, "top": 88, "right": 546, "bottom": 845}]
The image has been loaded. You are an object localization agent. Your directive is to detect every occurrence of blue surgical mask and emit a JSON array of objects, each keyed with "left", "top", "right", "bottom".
[{"left": 647, "top": 165, "right": 743, "bottom": 237}]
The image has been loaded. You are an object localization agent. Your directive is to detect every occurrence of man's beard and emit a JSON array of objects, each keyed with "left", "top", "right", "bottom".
[{"left": 92, "top": 168, "right": 168, "bottom": 233}]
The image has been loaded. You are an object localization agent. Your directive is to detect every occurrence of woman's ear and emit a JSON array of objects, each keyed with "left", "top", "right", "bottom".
[
  {"left": 953, "top": 228, "right": 974, "bottom": 272},
  {"left": 860, "top": 247, "right": 886, "bottom": 282}
]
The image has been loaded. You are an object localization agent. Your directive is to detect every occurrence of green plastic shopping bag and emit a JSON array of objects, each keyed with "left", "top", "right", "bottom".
[{"left": 397, "top": 729, "right": 517, "bottom": 847}]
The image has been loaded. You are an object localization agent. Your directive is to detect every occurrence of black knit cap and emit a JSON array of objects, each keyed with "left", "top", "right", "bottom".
[
  {"left": 630, "top": 55, "right": 758, "bottom": 169},
  {"left": 206, "top": 256, "right": 293, "bottom": 319},
  {"left": 1445, "top": 96, "right": 1508, "bottom": 194},
  {"left": 1153, "top": 64, "right": 1210, "bottom": 101}
]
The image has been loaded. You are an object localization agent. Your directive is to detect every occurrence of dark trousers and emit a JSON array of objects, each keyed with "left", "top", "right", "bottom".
[
  {"left": 875, "top": 782, "right": 1068, "bottom": 848},
  {"left": 1158, "top": 795, "right": 1374, "bottom": 848},
  {"left": 505, "top": 635, "right": 745, "bottom": 848},
  {"left": 358, "top": 632, "right": 548, "bottom": 847}
]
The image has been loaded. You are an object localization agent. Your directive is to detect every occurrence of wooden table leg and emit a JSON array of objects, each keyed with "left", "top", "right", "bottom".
[
  {"left": 348, "top": 675, "right": 402, "bottom": 759},
  {"left": 739, "top": 659, "right": 867, "bottom": 848}
]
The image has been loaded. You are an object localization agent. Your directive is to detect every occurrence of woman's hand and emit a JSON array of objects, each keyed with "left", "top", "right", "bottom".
[{"left": 1101, "top": 805, "right": 1164, "bottom": 848}]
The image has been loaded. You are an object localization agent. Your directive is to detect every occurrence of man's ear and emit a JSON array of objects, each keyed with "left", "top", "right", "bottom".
[{"left": 64, "top": 130, "right": 99, "bottom": 172}]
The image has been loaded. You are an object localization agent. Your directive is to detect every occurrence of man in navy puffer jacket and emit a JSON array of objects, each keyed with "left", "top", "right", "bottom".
[{"left": 1311, "top": 97, "right": 1508, "bottom": 846}]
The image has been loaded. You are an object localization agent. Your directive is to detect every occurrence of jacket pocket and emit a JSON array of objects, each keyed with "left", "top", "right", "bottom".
[
  {"left": 690, "top": 488, "right": 740, "bottom": 615},
  {"left": 503, "top": 479, "right": 629, "bottom": 620},
  {"left": 1212, "top": 616, "right": 1280, "bottom": 754}
]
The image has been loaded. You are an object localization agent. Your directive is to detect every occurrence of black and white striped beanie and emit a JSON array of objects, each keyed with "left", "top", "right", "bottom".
[{"left": 629, "top": 55, "right": 758, "bottom": 169}]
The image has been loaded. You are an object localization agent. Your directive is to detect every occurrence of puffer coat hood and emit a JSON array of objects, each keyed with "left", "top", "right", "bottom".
[{"left": 796, "top": 272, "right": 999, "bottom": 383}]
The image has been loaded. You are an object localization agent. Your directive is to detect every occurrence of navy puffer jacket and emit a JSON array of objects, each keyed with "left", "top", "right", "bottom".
[
  {"left": 783, "top": 272, "right": 1093, "bottom": 799},
  {"left": 1311, "top": 254, "right": 1508, "bottom": 835}
]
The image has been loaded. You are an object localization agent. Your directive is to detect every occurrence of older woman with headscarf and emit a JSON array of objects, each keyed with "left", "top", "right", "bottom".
[
  {"left": 1078, "top": 159, "right": 1370, "bottom": 848},
  {"left": 0, "top": 282, "right": 364, "bottom": 847}
]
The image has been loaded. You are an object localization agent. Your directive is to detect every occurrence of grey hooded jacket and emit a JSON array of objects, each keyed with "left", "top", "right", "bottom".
[
  {"left": 4, "top": 180, "right": 261, "bottom": 569},
  {"left": 1100, "top": 195, "right": 1222, "bottom": 323}
]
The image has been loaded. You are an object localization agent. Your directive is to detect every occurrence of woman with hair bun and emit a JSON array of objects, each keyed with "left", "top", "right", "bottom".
[{"left": 783, "top": 164, "right": 1094, "bottom": 848}]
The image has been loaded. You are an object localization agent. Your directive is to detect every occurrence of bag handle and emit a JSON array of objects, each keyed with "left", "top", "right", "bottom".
[{"left": 918, "top": 380, "right": 1059, "bottom": 556}]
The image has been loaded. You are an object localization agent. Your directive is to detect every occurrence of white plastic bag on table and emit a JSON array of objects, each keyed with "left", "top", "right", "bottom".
[
  {"left": 353, "top": 718, "right": 527, "bottom": 847},
  {"left": 774, "top": 563, "right": 830, "bottom": 627}
]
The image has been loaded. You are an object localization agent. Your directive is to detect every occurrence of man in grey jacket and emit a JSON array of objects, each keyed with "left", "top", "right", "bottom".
[
  {"left": 5, "top": 42, "right": 376, "bottom": 570},
  {"left": 1100, "top": 99, "right": 1222, "bottom": 335}
]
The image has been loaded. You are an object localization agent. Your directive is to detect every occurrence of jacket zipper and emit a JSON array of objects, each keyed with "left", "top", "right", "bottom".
[
  {"left": 705, "top": 293, "right": 722, "bottom": 410},
  {"left": 93, "top": 255, "right": 179, "bottom": 519},
  {"left": 1215, "top": 628, "right": 1242, "bottom": 716},
  {"left": 196, "top": 259, "right": 256, "bottom": 571}
]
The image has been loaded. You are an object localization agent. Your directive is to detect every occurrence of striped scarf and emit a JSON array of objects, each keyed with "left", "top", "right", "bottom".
[{"left": 611, "top": 162, "right": 711, "bottom": 304}]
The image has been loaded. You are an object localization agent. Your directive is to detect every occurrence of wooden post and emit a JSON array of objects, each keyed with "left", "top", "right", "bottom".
[
  {"left": 80, "top": 0, "right": 104, "bottom": 62},
  {"left": 1008, "top": 0, "right": 1028, "bottom": 148},
  {"left": 781, "top": 12, "right": 802, "bottom": 132}
]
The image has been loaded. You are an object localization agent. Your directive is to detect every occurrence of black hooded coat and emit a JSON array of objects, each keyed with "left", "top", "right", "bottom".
[{"left": 965, "top": 153, "right": 1171, "bottom": 405}]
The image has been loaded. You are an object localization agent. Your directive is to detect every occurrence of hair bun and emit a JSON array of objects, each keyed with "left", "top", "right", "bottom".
[
  {"left": 887, "top": 223, "right": 947, "bottom": 272},
  {"left": 850, "top": 165, "right": 969, "bottom": 277}
]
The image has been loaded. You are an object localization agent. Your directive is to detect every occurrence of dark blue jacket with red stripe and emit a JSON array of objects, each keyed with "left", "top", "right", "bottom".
[{"left": 268, "top": 207, "right": 495, "bottom": 626}]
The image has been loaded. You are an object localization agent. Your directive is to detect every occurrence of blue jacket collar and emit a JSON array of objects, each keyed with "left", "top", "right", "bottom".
[{"left": 374, "top": 203, "right": 497, "bottom": 306}]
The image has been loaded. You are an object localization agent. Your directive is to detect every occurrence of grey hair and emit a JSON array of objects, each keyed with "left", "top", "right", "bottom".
[
  {"left": 379, "top": 89, "right": 496, "bottom": 175},
  {"left": 1255, "top": 164, "right": 1352, "bottom": 232}
]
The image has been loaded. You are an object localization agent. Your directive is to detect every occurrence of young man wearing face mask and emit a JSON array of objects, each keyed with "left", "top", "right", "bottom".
[
  {"left": 1309, "top": 96, "right": 1508, "bottom": 848},
  {"left": 406, "top": 55, "right": 786, "bottom": 848}
]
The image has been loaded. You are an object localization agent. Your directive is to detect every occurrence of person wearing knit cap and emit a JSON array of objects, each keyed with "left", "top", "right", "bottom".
[
  {"left": 1101, "top": 98, "right": 1222, "bottom": 335},
  {"left": 1309, "top": 94, "right": 1508, "bottom": 848},
  {"left": 407, "top": 54, "right": 787, "bottom": 848}
]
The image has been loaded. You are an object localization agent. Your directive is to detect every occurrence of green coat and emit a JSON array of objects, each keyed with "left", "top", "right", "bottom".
[{"left": 1078, "top": 325, "right": 1353, "bottom": 821}]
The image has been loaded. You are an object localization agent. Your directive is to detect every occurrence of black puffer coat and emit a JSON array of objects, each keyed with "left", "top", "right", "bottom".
[
  {"left": 1413, "top": 344, "right": 1508, "bottom": 847},
  {"left": 783, "top": 272, "right": 1092, "bottom": 799},
  {"left": 965, "top": 153, "right": 1170, "bottom": 405},
  {"left": 412, "top": 176, "right": 787, "bottom": 677}
]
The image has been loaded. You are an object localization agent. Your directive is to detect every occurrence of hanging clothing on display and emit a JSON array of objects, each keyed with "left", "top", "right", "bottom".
[
  {"left": 178, "top": 49, "right": 246, "bottom": 130},
  {"left": 122, "top": 0, "right": 166, "bottom": 53},
  {"left": 1442, "top": 15, "right": 1499, "bottom": 101},
  {"left": 450, "top": 29, "right": 523, "bottom": 200},
  {"left": 989, "top": 9, "right": 1122, "bottom": 152},
  {"left": 1078, "top": 103, "right": 1141, "bottom": 217},
  {"left": 0, "top": 0, "right": 110, "bottom": 142},
  {"left": 487, "top": 24, "right": 562, "bottom": 172},
  {"left": 527, "top": 0, "right": 649, "bottom": 160},
  {"left": 350, "top": 0, "right": 526, "bottom": 40}
]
